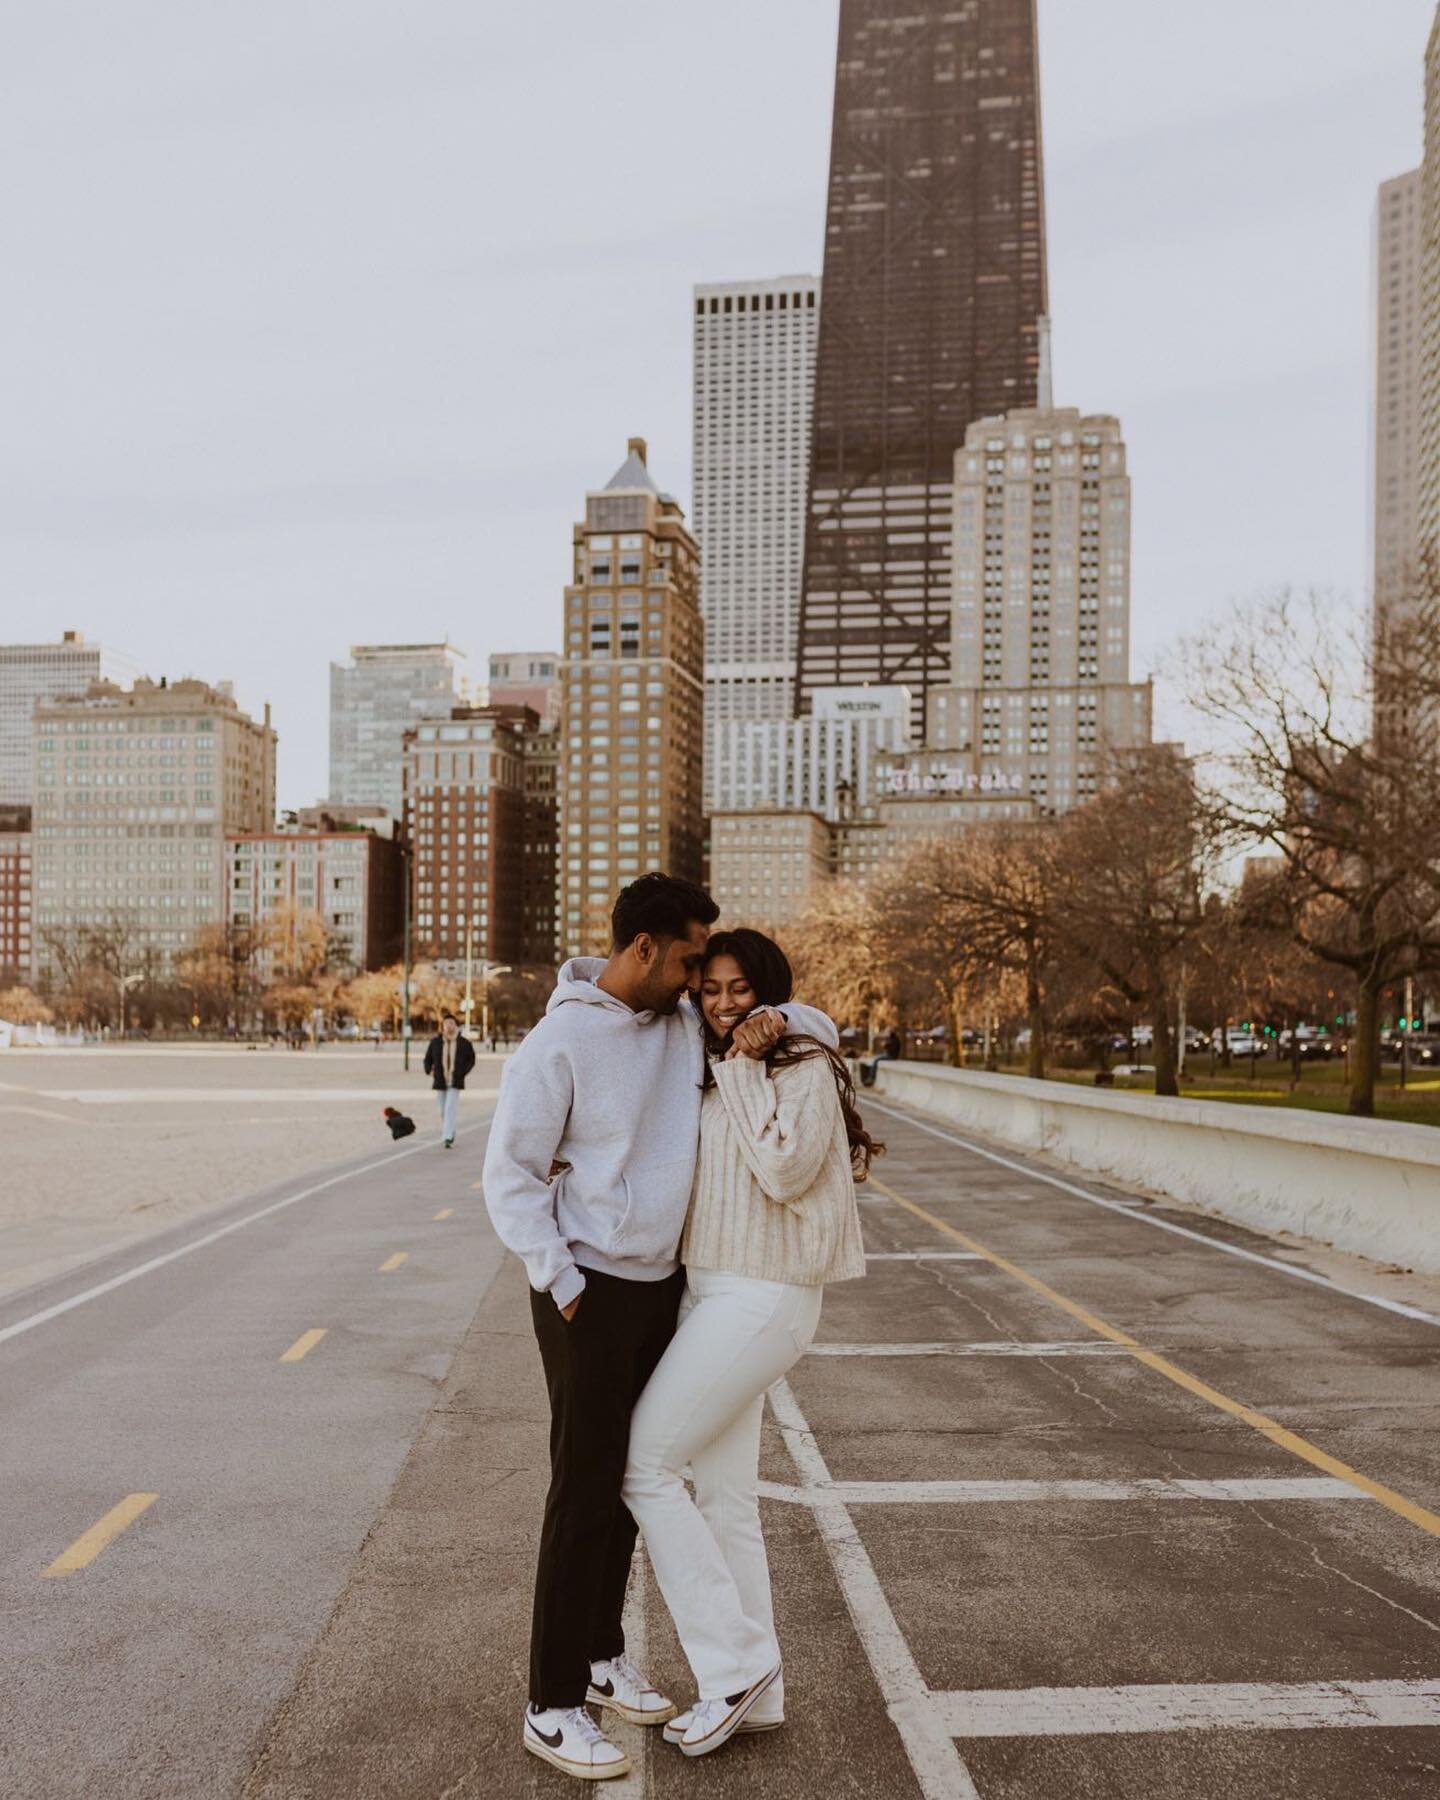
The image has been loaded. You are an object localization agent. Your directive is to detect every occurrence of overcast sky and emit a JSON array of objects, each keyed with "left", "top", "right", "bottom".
[{"left": 1, "top": 0, "right": 1433, "bottom": 809}]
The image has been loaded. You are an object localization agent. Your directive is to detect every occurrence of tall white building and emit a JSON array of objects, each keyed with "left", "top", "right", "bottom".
[
  {"left": 0, "top": 631, "right": 140, "bottom": 807},
  {"left": 927, "top": 403, "right": 1152, "bottom": 815},
  {"left": 328, "top": 643, "right": 465, "bottom": 824},
  {"left": 693, "top": 276, "right": 819, "bottom": 811},
  {"left": 1373, "top": 168, "right": 1424, "bottom": 619},
  {"left": 723, "top": 684, "right": 912, "bottom": 818}
]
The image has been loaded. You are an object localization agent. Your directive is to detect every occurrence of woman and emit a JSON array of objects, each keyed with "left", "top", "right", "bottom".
[{"left": 622, "top": 928, "right": 880, "bottom": 1760}]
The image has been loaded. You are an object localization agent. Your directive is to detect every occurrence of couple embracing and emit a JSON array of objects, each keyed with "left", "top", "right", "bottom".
[{"left": 482, "top": 872, "right": 880, "bottom": 1779}]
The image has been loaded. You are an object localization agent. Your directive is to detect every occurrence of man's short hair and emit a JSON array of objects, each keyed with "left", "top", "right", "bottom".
[
  {"left": 611, "top": 872, "right": 719, "bottom": 950},
  {"left": 441, "top": 1011, "right": 458, "bottom": 1024}
]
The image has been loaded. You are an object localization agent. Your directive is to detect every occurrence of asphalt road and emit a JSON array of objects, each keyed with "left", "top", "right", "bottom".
[{"left": 3, "top": 1093, "right": 1439, "bottom": 1799}]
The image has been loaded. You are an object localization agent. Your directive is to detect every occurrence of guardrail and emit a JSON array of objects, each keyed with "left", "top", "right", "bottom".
[{"left": 870, "top": 1061, "right": 1440, "bottom": 1277}]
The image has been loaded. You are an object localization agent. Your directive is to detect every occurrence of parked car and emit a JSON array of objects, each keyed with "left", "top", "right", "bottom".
[
  {"left": 1278, "top": 1026, "right": 1338, "bottom": 1061},
  {"left": 1212, "top": 1029, "right": 1264, "bottom": 1058}
]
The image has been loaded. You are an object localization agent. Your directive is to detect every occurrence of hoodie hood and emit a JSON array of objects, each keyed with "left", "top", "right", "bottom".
[{"left": 547, "top": 957, "right": 675, "bottom": 1027}]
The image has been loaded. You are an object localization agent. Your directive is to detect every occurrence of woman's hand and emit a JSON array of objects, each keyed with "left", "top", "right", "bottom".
[{"left": 727, "top": 1006, "right": 786, "bottom": 1061}]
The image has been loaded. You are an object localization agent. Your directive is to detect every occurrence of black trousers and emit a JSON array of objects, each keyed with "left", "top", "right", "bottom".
[{"left": 529, "top": 1265, "right": 685, "bottom": 1707}]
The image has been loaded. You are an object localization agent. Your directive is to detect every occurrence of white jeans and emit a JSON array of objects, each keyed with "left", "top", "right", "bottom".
[
  {"left": 622, "top": 1269, "right": 822, "bottom": 1699},
  {"left": 436, "top": 1087, "right": 459, "bottom": 1141}
]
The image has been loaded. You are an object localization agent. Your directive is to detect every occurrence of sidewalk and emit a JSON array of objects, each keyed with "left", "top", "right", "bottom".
[{"left": 241, "top": 1255, "right": 915, "bottom": 1800}]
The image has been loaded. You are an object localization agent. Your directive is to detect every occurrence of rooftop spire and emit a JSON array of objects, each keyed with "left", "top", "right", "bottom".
[{"left": 1037, "top": 315, "right": 1054, "bottom": 412}]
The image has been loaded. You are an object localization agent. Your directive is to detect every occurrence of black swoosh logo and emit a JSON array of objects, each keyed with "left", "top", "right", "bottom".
[
  {"left": 592, "top": 1678, "right": 614, "bottom": 1697},
  {"left": 527, "top": 1720, "right": 565, "bottom": 1749}
]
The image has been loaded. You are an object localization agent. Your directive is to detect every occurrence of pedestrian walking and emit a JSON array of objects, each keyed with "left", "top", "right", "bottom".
[
  {"left": 481, "top": 874, "right": 835, "bottom": 1782},
  {"left": 622, "top": 928, "right": 877, "bottom": 1759},
  {"left": 423, "top": 1012, "right": 475, "bottom": 1148}
]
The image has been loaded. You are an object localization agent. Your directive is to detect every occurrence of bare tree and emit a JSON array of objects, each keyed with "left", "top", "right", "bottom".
[
  {"left": 262, "top": 903, "right": 328, "bottom": 984},
  {"left": 1057, "top": 746, "right": 1214, "bottom": 1098},
  {"left": 780, "top": 882, "right": 899, "bottom": 1042},
  {"left": 899, "top": 825, "right": 1061, "bottom": 1077},
  {"left": 340, "top": 966, "right": 402, "bottom": 1042},
  {"left": 1181, "top": 589, "right": 1440, "bottom": 1115}
]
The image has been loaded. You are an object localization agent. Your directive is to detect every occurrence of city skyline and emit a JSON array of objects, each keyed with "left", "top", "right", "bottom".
[{"left": 1, "top": 1, "right": 1430, "bottom": 811}]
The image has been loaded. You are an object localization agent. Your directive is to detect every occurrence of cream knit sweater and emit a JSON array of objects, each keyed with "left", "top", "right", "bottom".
[{"left": 680, "top": 1050, "right": 867, "bottom": 1287}]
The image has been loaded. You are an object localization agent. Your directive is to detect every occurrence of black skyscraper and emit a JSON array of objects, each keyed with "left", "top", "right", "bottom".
[{"left": 795, "top": 0, "right": 1048, "bottom": 731}]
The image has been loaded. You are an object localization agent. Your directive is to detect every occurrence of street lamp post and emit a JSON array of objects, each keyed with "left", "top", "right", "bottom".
[
  {"left": 480, "top": 962, "right": 512, "bottom": 1048},
  {"left": 462, "top": 916, "right": 475, "bottom": 1036},
  {"left": 117, "top": 970, "right": 143, "bottom": 1040}
]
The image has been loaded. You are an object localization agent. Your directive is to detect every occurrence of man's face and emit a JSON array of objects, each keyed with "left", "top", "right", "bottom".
[
  {"left": 442, "top": 1018, "right": 457, "bottom": 1040},
  {"left": 636, "top": 920, "right": 710, "bottom": 1015}
]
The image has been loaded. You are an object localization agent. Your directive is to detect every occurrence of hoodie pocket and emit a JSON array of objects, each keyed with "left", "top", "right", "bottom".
[
  {"left": 555, "top": 1170, "right": 632, "bottom": 1258},
  {"left": 618, "top": 1155, "right": 695, "bottom": 1259}
]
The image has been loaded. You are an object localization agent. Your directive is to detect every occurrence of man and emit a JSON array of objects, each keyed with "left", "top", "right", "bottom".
[
  {"left": 423, "top": 1011, "right": 475, "bottom": 1148},
  {"left": 482, "top": 873, "right": 835, "bottom": 1781}
]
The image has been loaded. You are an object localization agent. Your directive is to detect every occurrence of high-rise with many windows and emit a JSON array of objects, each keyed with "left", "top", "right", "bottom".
[
  {"left": 403, "top": 704, "right": 557, "bottom": 969},
  {"left": 560, "top": 439, "right": 704, "bottom": 956},
  {"left": 721, "top": 684, "right": 912, "bottom": 818},
  {"left": 0, "top": 631, "right": 140, "bottom": 807},
  {"left": 925, "top": 404, "right": 1151, "bottom": 814},
  {"left": 328, "top": 643, "right": 465, "bottom": 825},
  {"left": 0, "top": 806, "right": 31, "bottom": 985},
  {"left": 693, "top": 276, "right": 819, "bottom": 811},
  {"left": 1420, "top": 9, "right": 1440, "bottom": 561},
  {"left": 226, "top": 822, "right": 404, "bottom": 976},
  {"left": 795, "top": 0, "right": 1048, "bottom": 735},
  {"left": 31, "top": 677, "right": 276, "bottom": 981},
  {"left": 1374, "top": 168, "right": 1424, "bottom": 619}
]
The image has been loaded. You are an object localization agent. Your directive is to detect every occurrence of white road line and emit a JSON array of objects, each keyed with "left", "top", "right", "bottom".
[
  {"left": 864, "top": 1252, "right": 983, "bottom": 1262},
  {"left": 0, "top": 1119, "right": 491, "bottom": 1350},
  {"left": 866, "top": 1099, "right": 1440, "bottom": 1328},
  {"left": 930, "top": 1678, "right": 1440, "bottom": 1738},
  {"left": 768, "top": 1378, "right": 980, "bottom": 1800},
  {"left": 807, "top": 1340, "right": 1128, "bottom": 1358},
  {"left": 758, "top": 1475, "right": 1367, "bottom": 1508}
]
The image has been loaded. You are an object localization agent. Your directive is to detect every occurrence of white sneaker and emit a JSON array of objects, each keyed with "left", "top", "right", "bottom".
[
  {"left": 523, "top": 1704, "right": 630, "bottom": 1781},
  {"left": 663, "top": 1685, "right": 785, "bottom": 1745},
  {"left": 672, "top": 1663, "right": 781, "bottom": 1758},
  {"left": 586, "top": 1653, "right": 677, "bottom": 1726}
]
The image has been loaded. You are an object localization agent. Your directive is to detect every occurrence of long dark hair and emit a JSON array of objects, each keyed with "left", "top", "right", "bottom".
[{"left": 699, "top": 928, "right": 883, "bottom": 1178}]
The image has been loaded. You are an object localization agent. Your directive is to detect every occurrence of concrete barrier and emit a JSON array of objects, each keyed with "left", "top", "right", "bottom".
[{"left": 870, "top": 1061, "right": 1440, "bottom": 1276}]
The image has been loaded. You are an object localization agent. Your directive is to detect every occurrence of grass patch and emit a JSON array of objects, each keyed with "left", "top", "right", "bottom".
[{"left": 976, "top": 1060, "right": 1440, "bottom": 1128}]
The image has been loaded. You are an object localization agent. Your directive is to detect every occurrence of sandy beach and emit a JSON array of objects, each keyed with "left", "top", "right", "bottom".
[{"left": 0, "top": 1044, "right": 501, "bottom": 1300}]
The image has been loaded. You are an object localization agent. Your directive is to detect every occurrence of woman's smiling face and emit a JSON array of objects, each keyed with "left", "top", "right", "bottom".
[{"left": 700, "top": 952, "right": 756, "bottom": 1040}]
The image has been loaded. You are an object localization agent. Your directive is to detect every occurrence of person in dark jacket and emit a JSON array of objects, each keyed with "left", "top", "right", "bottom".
[{"left": 423, "top": 1012, "right": 476, "bottom": 1148}]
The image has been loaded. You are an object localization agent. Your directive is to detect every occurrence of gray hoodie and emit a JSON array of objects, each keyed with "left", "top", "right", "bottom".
[{"left": 481, "top": 957, "right": 837, "bottom": 1310}]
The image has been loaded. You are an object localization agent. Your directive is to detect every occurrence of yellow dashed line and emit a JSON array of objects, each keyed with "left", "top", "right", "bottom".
[
  {"left": 43, "top": 1493, "right": 157, "bottom": 1577},
  {"left": 868, "top": 1174, "right": 1440, "bottom": 1541},
  {"left": 432, "top": 1209, "right": 454, "bottom": 1221},
  {"left": 379, "top": 1252, "right": 409, "bottom": 1273},
  {"left": 279, "top": 1328, "right": 327, "bottom": 1363}
]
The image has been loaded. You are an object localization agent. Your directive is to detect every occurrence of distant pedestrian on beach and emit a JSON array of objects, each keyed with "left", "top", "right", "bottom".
[{"left": 423, "top": 1012, "right": 475, "bottom": 1149}]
